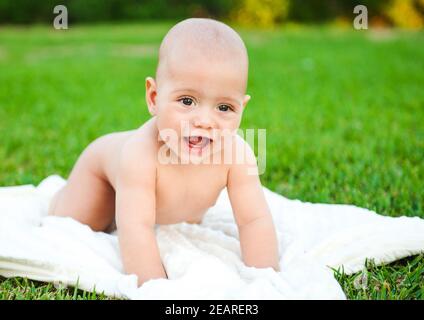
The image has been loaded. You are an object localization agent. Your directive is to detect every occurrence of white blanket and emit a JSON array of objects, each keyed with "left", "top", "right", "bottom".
[{"left": 0, "top": 175, "right": 423, "bottom": 299}]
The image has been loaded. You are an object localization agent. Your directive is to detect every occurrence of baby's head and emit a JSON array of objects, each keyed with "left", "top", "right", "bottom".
[{"left": 145, "top": 18, "right": 250, "bottom": 163}]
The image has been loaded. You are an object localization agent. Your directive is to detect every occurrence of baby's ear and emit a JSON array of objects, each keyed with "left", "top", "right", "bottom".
[
  {"left": 145, "top": 77, "right": 158, "bottom": 116},
  {"left": 242, "top": 94, "right": 251, "bottom": 108}
]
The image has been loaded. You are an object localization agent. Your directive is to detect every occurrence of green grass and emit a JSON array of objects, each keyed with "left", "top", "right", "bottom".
[
  {"left": 0, "top": 22, "right": 423, "bottom": 299},
  {"left": 0, "top": 276, "right": 113, "bottom": 300}
]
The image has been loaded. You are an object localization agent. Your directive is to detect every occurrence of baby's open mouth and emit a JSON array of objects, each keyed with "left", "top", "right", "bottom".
[{"left": 183, "top": 136, "right": 213, "bottom": 149}]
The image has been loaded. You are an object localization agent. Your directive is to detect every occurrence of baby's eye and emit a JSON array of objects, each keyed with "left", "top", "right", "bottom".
[
  {"left": 179, "top": 97, "right": 194, "bottom": 106},
  {"left": 218, "top": 104, "right": 232, "bottom": 112}
]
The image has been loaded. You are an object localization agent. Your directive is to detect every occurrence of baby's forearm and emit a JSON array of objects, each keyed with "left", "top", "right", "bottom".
[
  {"left": 238, "top": 215, "right": 280, "bottom": 271},
  {"left": 118, "top": 225, "right": 167, "bottom": 286}
]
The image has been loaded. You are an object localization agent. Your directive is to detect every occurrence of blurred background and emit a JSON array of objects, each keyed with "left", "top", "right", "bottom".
[
  {"left": 1, "top": 0, "right": 424, "bottom": 28},
  {"left": 0, "top": 0, "right": 423, "bottom": 299}
]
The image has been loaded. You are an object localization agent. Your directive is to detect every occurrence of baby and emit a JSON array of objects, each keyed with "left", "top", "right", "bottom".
[{"left": 48, "top": 18, "right": 280, "bottom": 286}]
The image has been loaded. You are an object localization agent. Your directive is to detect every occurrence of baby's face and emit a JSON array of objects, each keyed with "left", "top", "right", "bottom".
[{"left": 148, "top": 52, "right": 250, "bottom": 164}]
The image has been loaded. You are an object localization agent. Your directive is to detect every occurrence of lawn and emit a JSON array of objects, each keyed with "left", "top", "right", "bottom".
[{"left": 0, "top": 22, "right": 423, "bottom": 299}]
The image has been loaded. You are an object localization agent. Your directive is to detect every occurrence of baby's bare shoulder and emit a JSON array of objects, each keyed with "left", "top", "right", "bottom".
[
  {"left": 229, "top": 134, "right": 256, "bottom": 165},
  {"left": 83, "top": 119, "right": 158, "bottom": 187},
  {"left": 115, "top": 123, "right": 158, "bottom": 185},
  {"left": 226, "top": 134, "right": 258, "bottom": 181},
  {"left": 120, "top": 129, "right": 157, "bottom": 165}
]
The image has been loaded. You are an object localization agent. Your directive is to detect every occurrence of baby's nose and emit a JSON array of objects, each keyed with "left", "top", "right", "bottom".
[{"left": 193, "top": 109, "right": 214, "bottom": 129}]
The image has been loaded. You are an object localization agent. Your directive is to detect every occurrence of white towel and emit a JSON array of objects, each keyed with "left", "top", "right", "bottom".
[{"left": 0, "top": 175, "right": 423, "bottom": 299}]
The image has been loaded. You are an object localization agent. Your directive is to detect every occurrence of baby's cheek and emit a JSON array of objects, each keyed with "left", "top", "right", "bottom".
[{"left": 157, "top": 111, "right": 178, "bottom": 130}]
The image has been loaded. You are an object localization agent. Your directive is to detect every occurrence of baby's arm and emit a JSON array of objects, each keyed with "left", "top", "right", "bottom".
[
  {"left": 227, "top": 140, "right": 280, "bottom": 271},
  {"left": 115, "top": 139, "right": 167, "bottom": 286}
]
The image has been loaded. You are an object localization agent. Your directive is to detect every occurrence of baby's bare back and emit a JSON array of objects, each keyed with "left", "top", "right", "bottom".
[{"left": 48, "top": 118, "right": 228, "bottom": 231}]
